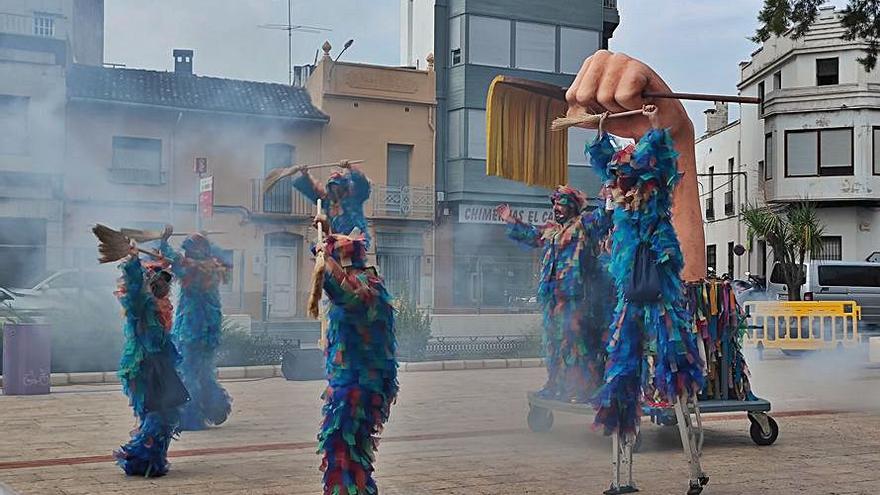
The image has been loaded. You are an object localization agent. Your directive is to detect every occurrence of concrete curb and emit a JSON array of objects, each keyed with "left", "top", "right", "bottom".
[
  {"left": 0, "top": 359, "right": 545, "bottom": 388},
  {"left": 399, "top": 358, "right": 544, "bottom": 373}
]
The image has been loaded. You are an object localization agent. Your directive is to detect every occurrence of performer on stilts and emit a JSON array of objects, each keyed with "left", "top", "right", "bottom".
[
  {"left": 310, "top": 214, "right": 398, "bottom": 495},
  {"left": 292, "top": 159, "right": 373, "bottom": 249},
  {"left": 159, "top": 229, "right": 234, "bottom": 430},
  {"left": 498, "top": 188, "right": 614, "bottom": 402},
  {"left": 588, "top": 105, "right": 707, "bottom": 495},
  {"left": 94, "top": 226, "right": 189, "bottom": 478}
]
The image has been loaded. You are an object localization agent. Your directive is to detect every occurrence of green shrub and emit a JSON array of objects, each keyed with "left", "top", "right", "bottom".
[{"left": 394, "top": 294, "right": 431, "bottom": 361}]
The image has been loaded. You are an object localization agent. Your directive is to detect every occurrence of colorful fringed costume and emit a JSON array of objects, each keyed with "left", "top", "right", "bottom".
[
  {"left": 160, "top": 234, "right": 233, "bottom": 431},
  {"left": 588, "top": 128, "right": 706, "bottom": 436},
  {"left": 294, "top": 167, "right": 372, "bottom": 249},
  {"left": 688, "top": 281, "right": 756, "bottom": 402},
  {"left": 114, "top": 256, "right": 188, "bottom": 477},
  {"left": 315, "top": 233, "right": 398, "bottom": 495},
  {"left": 505, "top": 186, "right": 613, "bottom": 402}
]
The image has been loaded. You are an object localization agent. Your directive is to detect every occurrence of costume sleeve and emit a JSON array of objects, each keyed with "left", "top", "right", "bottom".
[
  {"left": 292, "top": 171, "right": 326, "bottom": 205},
  {"left": 505, "top": 219, "right": 544, "bottom": 249},
  {"left": 588, "top": 132, "right": 617, "bottom": 183},
  {"left": 159, "top": 240, "right": 185, "bottom": 278},
  {"left": 349, "top": 168, "right": 371, "bottom": 203},
  {"left": 580, "top": 208, "right": 613, "bottom": 241},
  {"left": 634, "top": 128, "right": 681, "bottom": 189},
  {"left": 320, "top": 256, "right": 377, "bottom": 312},
  {"left": 118, "top": 256, "right": 148, "bottom": 316}
]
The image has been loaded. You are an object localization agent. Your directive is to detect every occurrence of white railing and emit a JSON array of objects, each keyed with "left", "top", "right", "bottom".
[
  {"left": 371, "top": 185, "right": 434, "bottom": 220},
  {"left": 0, "top": 12, "right": 57, "bottom": 38}
]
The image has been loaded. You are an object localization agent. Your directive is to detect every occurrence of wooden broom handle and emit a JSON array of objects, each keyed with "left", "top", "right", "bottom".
[{"left": 643, "top": 91, "right": 760, "bottom": 105}]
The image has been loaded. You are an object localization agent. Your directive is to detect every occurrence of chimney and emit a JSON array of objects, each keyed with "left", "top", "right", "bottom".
[
  {"left": 173, "top": 49, "right": 193, "bottom": 75},
  {"left": 704, "top": 101, "right": 729, "bottom": 134}
]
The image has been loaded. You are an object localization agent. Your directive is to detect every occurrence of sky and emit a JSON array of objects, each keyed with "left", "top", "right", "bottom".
[{"left": 103, "top": 0, "right": 843, "bottom": 135}]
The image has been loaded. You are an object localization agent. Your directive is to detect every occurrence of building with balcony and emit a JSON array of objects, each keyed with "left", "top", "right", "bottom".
[
  {"left": 0, "top": 0, "right": 102, "bottom": 287},
  {"left": 696, "top": 6, "right": 880, "bottom": 278},
  {"left": 302, "top": 45, "right": 436, "bottom": 307},
  {"left": 2, "top": 0, "right": 437, "bottom": 339},
  {"left": 400, "top": 0, "right": 619, "bottom": 311}
]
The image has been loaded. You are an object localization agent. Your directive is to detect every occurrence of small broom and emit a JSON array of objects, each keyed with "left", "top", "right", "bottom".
[
  {"left": 307, "top": 199, "right": 327, "bottom": 320},
  {"left": 263, "top": 160, "right": 365, "bottom": 194},
  {"left": 92, "top": 224, "right": 162, "bottom": 264}
]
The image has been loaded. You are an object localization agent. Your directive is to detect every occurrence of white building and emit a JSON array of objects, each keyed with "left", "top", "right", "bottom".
[{"left": 696, "top": 6, "right": 880, "bottom": 278}]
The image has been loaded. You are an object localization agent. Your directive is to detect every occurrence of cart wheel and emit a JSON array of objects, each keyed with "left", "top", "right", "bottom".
[
  {"left": 749, "top": 415, "right": 778, "bottom": 446},
  {"left": 527, "top": 406, "right": 553, "bottom": 433}
]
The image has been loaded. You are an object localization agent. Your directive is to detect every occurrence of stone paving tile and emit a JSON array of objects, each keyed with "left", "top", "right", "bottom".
[{"left": 0, "top": 357, "right": 878, "bottom": 494}]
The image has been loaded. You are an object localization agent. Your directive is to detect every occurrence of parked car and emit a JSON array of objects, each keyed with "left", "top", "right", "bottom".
[
  {"left": 767, "top": 261, "right": 880, "bottom": 336},
  {"left": 0, "top": 267, "right": 119, "bottom": 319}
]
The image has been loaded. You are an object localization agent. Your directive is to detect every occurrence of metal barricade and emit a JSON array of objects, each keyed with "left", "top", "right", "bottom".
[{"left": 743, "top": 301, "right": 861, "bottom": 352}]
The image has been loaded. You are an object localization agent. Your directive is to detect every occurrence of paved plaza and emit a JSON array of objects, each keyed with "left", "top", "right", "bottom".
[{"left": 1, "top": 351, "right": 879, "bottom": 495}]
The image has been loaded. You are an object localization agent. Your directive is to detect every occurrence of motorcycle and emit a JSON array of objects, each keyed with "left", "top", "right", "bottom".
[{"left": 733, "top": 272, "right": 767, "bottom": 304}]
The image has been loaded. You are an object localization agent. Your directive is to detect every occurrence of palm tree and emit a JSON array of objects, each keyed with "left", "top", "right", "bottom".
[{"left": 740, "top": 201, "right": 825, "bottom": 301}]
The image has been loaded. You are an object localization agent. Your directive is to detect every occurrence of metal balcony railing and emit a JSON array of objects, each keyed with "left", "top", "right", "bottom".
[
  {"left": 603, "top": 0, "right": 618, "bottom": 8},
  {"left": 370, "top": 184, "right": 434, "bottom": 220},
  {"left": 705, "top": 197, "right": 715, "bottom": 221},
  {"left": 250, "top": 180, "right": 435, "bottom": 220},
  {"left": 724, "top": 191, "right": 735, "bottom": 216},
  {"left": 250, "top": 178, "right": 313, "bottom": 216}
]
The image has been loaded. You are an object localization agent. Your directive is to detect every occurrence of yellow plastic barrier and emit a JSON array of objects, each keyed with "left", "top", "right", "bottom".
[{"left": 743, "top": 301, "right": 861, "bottom": 352}]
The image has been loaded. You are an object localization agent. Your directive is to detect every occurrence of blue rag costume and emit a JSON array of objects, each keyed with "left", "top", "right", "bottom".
[
  {"left": 315, "top": 233, "right": 398, "bottom": 495},
  {"left": 293, "top": 168, "right": 372, "bottom": 249},
  {"left": 160, "top": 235, "right": 233, "bottom": 431},
  {"left": 113, "top": 257, "right": 187, "bottom": 477},
  {"left": 588, "top": 129, "right": 705, "bottom": 436},
  {"left": 505, "top": 187, "right": 613, "bottom": 402}
]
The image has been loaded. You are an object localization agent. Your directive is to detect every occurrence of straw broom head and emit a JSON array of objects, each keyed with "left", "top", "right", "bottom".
[
  {"left": 92, "top": 224, "right": 133, "bottom": 264},
  {"left": 263, "top": 166, "right": 295, "bottom": 194},
  {"left": 550, "top": 113, "right": 601, "bottom": 131},
  {"left": 307, "top": 251, "right": 326, "bottom": 319}
]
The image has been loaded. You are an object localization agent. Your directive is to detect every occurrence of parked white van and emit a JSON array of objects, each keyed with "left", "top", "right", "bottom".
[{"left": 767, "top": 261, "right": 880, "bottom": 335}]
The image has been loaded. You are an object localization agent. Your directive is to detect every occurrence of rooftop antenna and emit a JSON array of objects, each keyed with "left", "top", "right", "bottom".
[{"left": 259, "top": 0, "right": 330, "bottom": 85}]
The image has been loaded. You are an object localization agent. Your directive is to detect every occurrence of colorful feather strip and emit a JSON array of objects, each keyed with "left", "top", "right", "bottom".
[
  {"left": 160, "top": 240, "right": 232, "bottom": 431},
  {"left": 294, "top": 169, "right": 373, "bottom": 248},
  {"left": 114, "top": 410, "right": 179, "bottom": 477},
  {"left": 588, "top": 129, "right": 705, "bottom": 436},
  {"left": 114, "top": 257, "right": 182, "bottom": 476},
  {"left": 505, "top": 206, "right": 613, "bottom": 401},
  {"left": 317, "top": 237, "right": 398, "bottom": 495}
]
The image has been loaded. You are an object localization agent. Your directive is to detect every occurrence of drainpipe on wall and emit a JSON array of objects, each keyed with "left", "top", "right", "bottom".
[{"left": 170, "top": 111, "right": 183, "bottom": 224}]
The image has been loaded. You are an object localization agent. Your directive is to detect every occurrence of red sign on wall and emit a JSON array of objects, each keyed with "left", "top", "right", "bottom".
[{"left": 199, "top": 176, "right": 214, "bottom": 218}]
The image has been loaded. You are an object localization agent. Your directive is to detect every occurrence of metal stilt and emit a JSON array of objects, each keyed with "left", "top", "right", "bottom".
[
  {"left": 673, "top": 394, "right": 709, "bottom": 495},
  {"left": 604, "top": 430, "right": 638, "bottom": 495}
]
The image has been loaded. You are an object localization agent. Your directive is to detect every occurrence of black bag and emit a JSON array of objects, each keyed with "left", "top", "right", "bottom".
[
  {"left": 626, "top": 241, "right": 662, "bottom": 303},
  {"left": 143, "top": 353, "right": 190, "bottom": 413}
]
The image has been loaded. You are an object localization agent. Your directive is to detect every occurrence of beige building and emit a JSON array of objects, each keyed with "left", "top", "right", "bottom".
[
  {"left": 304, "top": 43, "right": 436, "bottom": 307},
  {"left": 2, "top": 0, "right": 436, "bottom": 338}
]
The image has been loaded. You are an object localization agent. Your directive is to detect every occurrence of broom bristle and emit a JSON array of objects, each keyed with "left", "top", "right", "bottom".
[
  {"left": 307, "top": 252, "right": 326, "bottom": 319},
  {"left": 120, "top": 228, "right": 163, "bottom": 243},
  {"left": 263, "top": 166, "right": 293, "bottom": 194},
  {"left": 92, "top": 224, "right": 133, "bottom": 264},
  {"left": 486, "top": 75, "right": 569, "bottom": 189},
  {"left": 550, "top": 114, "right": 601, "bottom": 131}
]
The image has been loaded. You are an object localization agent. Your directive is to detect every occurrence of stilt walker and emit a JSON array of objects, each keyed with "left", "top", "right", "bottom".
[
  {"left": 159, "top": 229, "right": 234, "bottom": 430},
  {"left": 498, "top": 188, "right": 614, "bottom": 402},
  {"left": 588, "top": 107, "right": 708, "bottom": 495},
  {"left": 93, "top": 225, "right": 189, "bottom": 478},
  {"left": 309, "top": 212, "right": 398, "bottom": 495}
]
